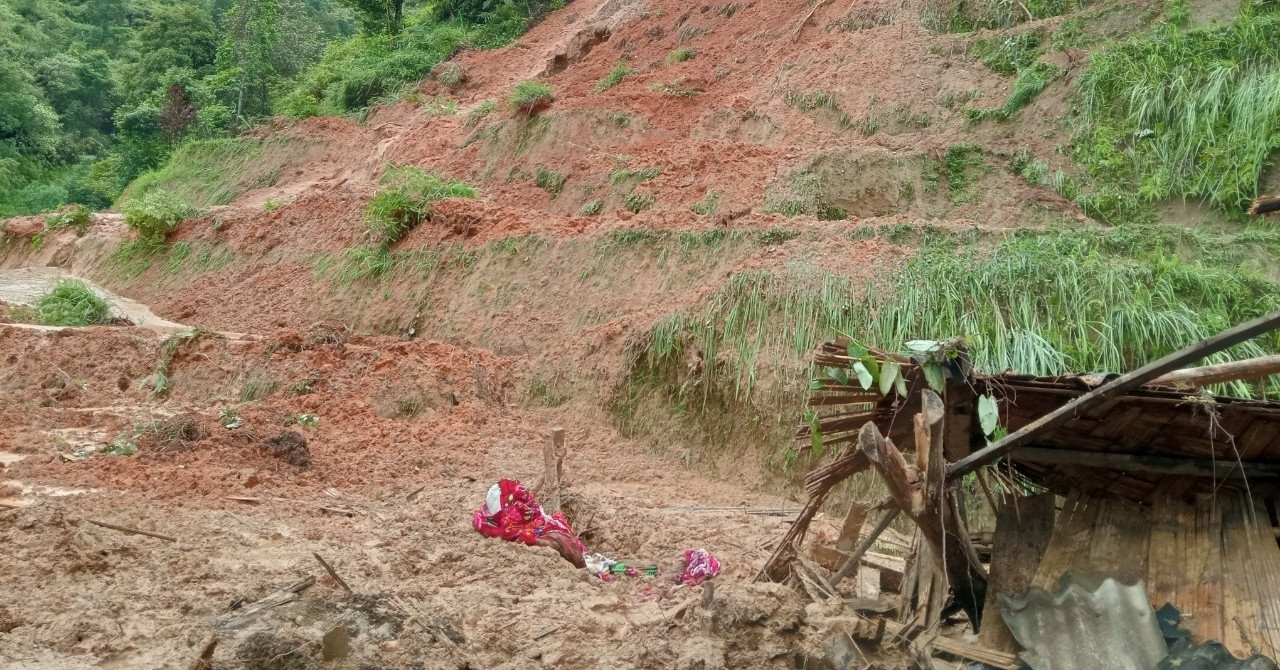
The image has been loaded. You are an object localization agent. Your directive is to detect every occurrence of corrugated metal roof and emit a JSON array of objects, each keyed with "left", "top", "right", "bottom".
[{"left": 998, "top": 574, "right": 1168, "bottom": 670}]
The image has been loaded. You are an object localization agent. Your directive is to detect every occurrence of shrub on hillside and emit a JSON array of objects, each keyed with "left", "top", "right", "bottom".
[
  {"left": 510, "top": 80, "right": 555, "bottom": 115},
  {"left": 367, "top": 166, "right": 477, "bottom": 245},
  {"left": 123, "top": 190, "right": 197, "bottom": 243},
  {"left": 45, "top": 204, "right": 91, "bottom": 235},
  {"left": 36, "top": 280, "right": 112, "bottom": 326}
]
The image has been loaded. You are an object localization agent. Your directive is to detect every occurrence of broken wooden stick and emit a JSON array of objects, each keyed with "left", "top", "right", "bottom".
[
  {"left": 1149, "top": 353, "right": 1280, "bottom": 388},
  {"left": 313, "top": 552, "right": 353, "bottom": 594},
  {"left": 187, "top": 635, "right": 218, "bottom": 670},
  {"left": 85, "top": 518, "right": 176, "bottom": 542},
  {"left": 544, "top": 427, "right": 565, "bottom": 513},
  {"left": 216, "top": 576, "right": 315, "bottom": 629},
  {"left": 830, "top": 507, "right": 902, "bottom": 589}
]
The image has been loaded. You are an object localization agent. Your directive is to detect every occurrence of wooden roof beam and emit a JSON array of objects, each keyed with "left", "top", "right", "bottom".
[
  {"left": 948, "top": 309, "right": 1280, "bottom": 480},
  {"left": 1011, "top": 447, "right": 1280, "bottom": 480},
  {"left": 1149, "top": 354, "right": 1280, "bottom": 388}
]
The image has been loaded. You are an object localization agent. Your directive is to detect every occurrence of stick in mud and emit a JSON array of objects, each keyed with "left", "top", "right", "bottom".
[
  {"left": 313, "top": 552, "right": 353, "bottom": 594},
  {"left": 187, "top": 635, "right": 218, "bottom": 670},
  {"left": 85, "top": 518, "right": 177, "bottom": 542}
]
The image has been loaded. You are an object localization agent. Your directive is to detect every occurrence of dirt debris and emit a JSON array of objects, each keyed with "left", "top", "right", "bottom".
[{"left": 264, "top": 430, "right": 311, "bottom": 468}]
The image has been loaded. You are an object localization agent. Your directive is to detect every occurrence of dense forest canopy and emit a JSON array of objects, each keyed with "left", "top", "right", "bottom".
[{"left": 0, "top": 0, "right": 563, "bottom": 217}]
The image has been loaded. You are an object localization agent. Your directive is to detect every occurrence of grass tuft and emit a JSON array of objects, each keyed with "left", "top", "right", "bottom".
[
  {"left": 535, "top": 167, "right": 566, "bottom": 196},
  {"left": 668, "top": 48, "right": 696, "bottom": 64},
  {"left": 36, "top": 280, "right": 112, "bottom": 326},
  {"left": 595, "top": 61, "right": 634, "bottom": 92},
  {"left": 511, "top": 80, "right": 555, "bottom": 115},
  {"left": 366, "top": 166, "right": 477, "bottom": 246}
]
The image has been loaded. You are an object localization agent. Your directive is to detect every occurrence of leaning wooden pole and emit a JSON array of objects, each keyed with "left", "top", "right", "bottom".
[
  {"left": 860, "top": 391, "right": 988, "bottom": 629},
  {"left": 949, "top": 308, "right": 1280, "bottom": 480}
]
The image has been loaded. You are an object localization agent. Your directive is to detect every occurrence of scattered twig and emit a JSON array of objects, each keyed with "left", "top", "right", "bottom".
[
  {"left": 1, "top": 499, "right": 33, "bottom": 509},
  {"left": 313, "top": 552, "right": 353, "bottom": 594},
  {"left": 85, "top": 518, "right": 176, "bottom": 542},
  {"left": 216, "top": 577, "right": 315, "bottom": 629},
  {"left": 533, "top": 624, "right": 561, "bottom": 640},
  {"left": 187, "top": 635, "right": 218, "bottom": 670},
  {"left": 319, "top": 506, "right": 358, "bottom": 517},
  {"left": 406, "top": 485, "right": 427, "bottom": 501}
]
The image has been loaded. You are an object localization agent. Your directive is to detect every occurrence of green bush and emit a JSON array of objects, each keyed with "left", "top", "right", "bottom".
[
  {"left": 45, "top": 204, "right": 91, "bottom": 235},
  {"left": 579, "top": 199, "right": 604, "bottom": 216},
  {"left": 122, "top": 190, "right": 197, "bottom": 243},
  {"left": 511, "top": 80, "right": 555, "bottom": 114},
  {"left": 36, "top": 280, "right": 112, "bottom": 326},
  {"left": 535, "top": 167, "right": 566, "bottom": 195},
  {"left": 367, "top": 166, "right": 477, "bottom": 245}
]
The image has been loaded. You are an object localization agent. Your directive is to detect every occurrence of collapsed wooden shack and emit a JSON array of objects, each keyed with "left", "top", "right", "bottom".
[{"left": 759, "top": 316, "right": 1280, "bottom": 668}]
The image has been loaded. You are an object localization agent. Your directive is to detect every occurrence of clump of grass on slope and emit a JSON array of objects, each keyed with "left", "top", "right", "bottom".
[
  {"left": 535, "top": 167, "right": 566, "bottom": 195},
  {"left": 971, "top": 30, "right": 1043, "bottom": 75},
  {"left": 36, "top": 280, "right": 112, "bottom": 326},
  {"left": 367, "top": 166, "right": 477, "bottom": 246},
  {"left": 595, "top": 61, "right": 634, "bottom": 92},
  {"left": 668, "top": 48, "right": 695, "bottom": 64},
  {"left": 511, "top": 80, "right": 555, "bottom": 115},
  {"left": 1075, "top": 12, "right": 1280, "bottom": 213},
  {"left": 122, "top": 190, "right": 198, "bottom": 243},
  {"left": 968, "top": 61, "right": 1063, "bottom": 121}
]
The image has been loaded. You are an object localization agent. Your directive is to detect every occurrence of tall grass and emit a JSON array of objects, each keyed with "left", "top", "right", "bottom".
[
  {"left": 1076, "top": 12, "right": 1280, "bottom": 212},
  {"left": 624, "top": 225, "right": 1280, "bottom": 407}
]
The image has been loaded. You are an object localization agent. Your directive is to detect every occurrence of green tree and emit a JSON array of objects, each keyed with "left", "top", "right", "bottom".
[
  {"left": 217, "top": 0, "right": 281, "bottom": 123},
  {"left": 337, "top": 0, "right": 405, "bottom": 35}
]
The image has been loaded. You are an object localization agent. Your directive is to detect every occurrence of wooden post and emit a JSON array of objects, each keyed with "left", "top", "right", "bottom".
[
  {"left": 860, "top": 404, "right": 988, "bottom": 630},
  {"left": 544, "top": 427, "right": 565, "bottom": 513}
]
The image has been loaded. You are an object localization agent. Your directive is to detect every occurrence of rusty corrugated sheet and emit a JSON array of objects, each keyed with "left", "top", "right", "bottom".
[{"left": 998, "top": 575, "right": 1168, "bottom": 670}]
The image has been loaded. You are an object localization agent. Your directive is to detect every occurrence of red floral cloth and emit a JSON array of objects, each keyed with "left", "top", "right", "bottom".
[{"left": 472, "top": 479, "right": 585, "bottom": 554}]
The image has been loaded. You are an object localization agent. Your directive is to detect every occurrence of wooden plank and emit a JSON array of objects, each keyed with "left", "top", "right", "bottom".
[
  {"left": 1182, "top": 494, "right": 1224, "bottom": 647},
  {"left": 1145, "top": 496, "right": 1183, "bottom": 617},
  {"left": 948, "top": 309, "right": 1280, "bottom": 480},
  {"left": 1248, "top": 496, "right": 1280, "bottom": 658},
  {"left": 1221, "top": 494, "right": 1256, "bottom": 657},
  {"left": 978, "top": 493, "right": 1055, "bottom": 654},
  {"left": 836, "top": 502, "right": 872, "bottom": 553},
  {"left": 1031, "top": 491, "right": 1099, "bottom": 592},
  {"left": 1011, "top": 447, "right": 1280, "bottom": 480}
]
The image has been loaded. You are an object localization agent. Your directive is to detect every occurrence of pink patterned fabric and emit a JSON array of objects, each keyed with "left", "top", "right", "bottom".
[
  {"left": 472, "top": 479, "right": 584, "bottom": 555},
  {"left": 678, "top": 548, "right": 721, "bottom": 586}
]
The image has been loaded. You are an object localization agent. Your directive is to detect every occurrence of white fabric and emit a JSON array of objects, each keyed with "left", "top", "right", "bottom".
[{"left": 484, "top": 484, "right": 502, "bottom": 516}]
